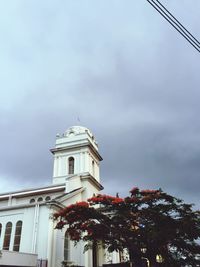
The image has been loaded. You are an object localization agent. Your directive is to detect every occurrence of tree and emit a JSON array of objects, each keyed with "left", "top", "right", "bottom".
[{"left": 54, "top": 188, "right": 200, "bottom": 267}]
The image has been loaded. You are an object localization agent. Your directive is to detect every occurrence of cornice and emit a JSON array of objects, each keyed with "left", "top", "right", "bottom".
[
  {"left": 0, "top": 183, "right": 66, "bottom": 200},
  {"left": 50, "top": 142, "right": 103, "bottom": 161}
]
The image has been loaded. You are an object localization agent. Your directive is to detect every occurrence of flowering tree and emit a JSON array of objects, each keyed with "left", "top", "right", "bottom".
[{"left": 54, "top": 188, "right": 200, "bottom": 267}]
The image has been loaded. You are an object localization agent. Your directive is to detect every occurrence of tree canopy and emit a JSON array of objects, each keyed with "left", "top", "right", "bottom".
[{"left": 54, "top": 188, "right": 200, "bottom": 267}]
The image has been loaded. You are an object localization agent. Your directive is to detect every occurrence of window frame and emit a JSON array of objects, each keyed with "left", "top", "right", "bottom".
[
  {"left": 3, "top": 222, "right": 12, "bottom": 250},
  {"left": 68, "top": 157, "right": 75, "bottom": 175},
  {"left": 64, "top": 231, "right": 70, "bottom": 261},
  {"left": 13, "top": 221, "right": 23, "bottom": 252}
]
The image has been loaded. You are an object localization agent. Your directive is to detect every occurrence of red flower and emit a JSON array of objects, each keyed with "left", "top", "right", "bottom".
[
  {"left": 112, "top": 198, "right": 124, "bottom": 204},
  {"left": 130, "top": 187, "right": 139, "bottom": 194},
  {"left": 54, "top": 212, "right": 60, "bottom": 219},
  {"left": 141, "top": 189, "right": 158, "bottom": 194},
  {"left": 88, "top": 194, "right": 117, "bottom": 205},
  {"left": 87, "top": 228, "right": 93, "bottom": 235},
  {"left": 55, "top": 220, "right": 66, "bottom": 229},
  {"left": 76, "top": 201, "right": 89, "bottom": 207},
  {"left": 88, "top": 196, "right": 103, "bottom": 202},
  {"left": 125, "top": 197, "right": 139, "bottom": 203}
]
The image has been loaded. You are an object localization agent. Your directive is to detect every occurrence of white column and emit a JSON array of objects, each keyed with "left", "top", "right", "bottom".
[
  {"left": 53, "top": 156, "right": 59, "bottom": 177},
  {"left": 31, "top": 204, "right": 40, "bottom": 253},
  {"left": 47, "top": 209, "right": 54, "bottom": 267},
  {"left": 84, "top": 249, "right": 92, "bottom": 267},
  {"left": 9, "top": 222, "right": 16, "bottom": 251},
  {"left": 82, "top": 152, "right": 86, "bottom": 173},
  {"left": 80, "top": 151, "right": 83, "bottom": 173},
  {"left": 8, "top": 195, "right": 12, "bottom": 206}
]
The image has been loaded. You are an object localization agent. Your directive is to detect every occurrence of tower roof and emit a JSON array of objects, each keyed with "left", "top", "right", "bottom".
[
  {"left": 51, "top": 125, "right": 102, "bottom": 160},
  {"left": 65, "top": 126, "right": 93, "bottom": 136}
]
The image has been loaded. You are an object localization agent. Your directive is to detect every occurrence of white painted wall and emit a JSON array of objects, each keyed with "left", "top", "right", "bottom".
[
  {"left": 0, "top": 210, "right": 24, "bottom": 251},
  {"left": 35, "top": 205, "right": 50, "bottom": 259},
  {"left": 53, "top": 148, "right": 100, "bottom": 182},
  {"left": 0, "top": 200, "right": 8, "bottom": 207},
  {"left": 0, "top": 250, "right": 37, "bottom": 266}
]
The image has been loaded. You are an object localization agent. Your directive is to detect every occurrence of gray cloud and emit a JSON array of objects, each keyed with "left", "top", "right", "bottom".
[{"left": 0, "top": 1, "right": 200, "bottom": 208}]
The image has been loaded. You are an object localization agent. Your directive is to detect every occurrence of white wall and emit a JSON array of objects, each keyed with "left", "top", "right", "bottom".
[
  {"left": 0, "top": 250, "right": 37, "bottom": 266},
  {"left": 36, "top": 205, "right": 50, "bottom": 259},
  {"left": 0, "top": 200, "right": 55, "bottom": 260},
  {"left": 0, "top": 210, "right": 24, "bottom": 251}
]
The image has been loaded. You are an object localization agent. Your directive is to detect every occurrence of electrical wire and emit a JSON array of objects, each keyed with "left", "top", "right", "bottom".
[
  {"left": 147, "top": 0, "right": 200, "bottom": 52},
  {"left": 155, "top": 0, "right": 200, "bottom": 47},
  {"left": 147, "top": 0, "right": 200, "bottom": 53}
]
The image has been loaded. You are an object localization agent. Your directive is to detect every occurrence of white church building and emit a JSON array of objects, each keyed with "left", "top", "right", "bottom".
[{"left": 0, "top": 126, "right": 119, "bottom": 267}]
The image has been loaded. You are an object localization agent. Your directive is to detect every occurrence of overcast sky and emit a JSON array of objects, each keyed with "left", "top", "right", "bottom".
[{"left": 0, "top": 0, "right": 200, "bottom": 207}]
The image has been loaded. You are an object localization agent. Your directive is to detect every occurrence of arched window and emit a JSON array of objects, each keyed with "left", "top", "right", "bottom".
[
  {"left": 45, "top": 196, "right": 51, "bottom": 201},
  {"left": 13, "top": 221, "right": 23, "bottom": 252},
  {"left": 68, "top": 157, "right": 74, "bottom": 174},
  {"left": 64, "top": 231, "right": 70, "bottom": 261},
  {"left": 92, "top": 160, "right": 95, "bottom": 176},
  {"left": 3, "top": 222, "right": 12, "bottom": 250},
  {"left": 37, "top": 197, "right": 43, "bottom": 202},
  {"left": 30, "top": 198, "right": 35, "bottom": 204}
]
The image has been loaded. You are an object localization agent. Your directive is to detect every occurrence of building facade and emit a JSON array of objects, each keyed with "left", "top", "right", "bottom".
[{"left": 0, "top": 126, "right": 119, "bottom": 267}]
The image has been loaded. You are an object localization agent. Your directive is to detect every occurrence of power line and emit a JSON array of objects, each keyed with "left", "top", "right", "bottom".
[
  {"left": 147, "top": 0, "right": 200, "bottom": 52},
  {"left": 147, "top": 0, "right": 200, "bottom": 51},
  {"left": 155, "top": 0, "right": 200, "bottom": 47},
  {"left": 147, "top": 0, "right": 200, "bottom": 53}
]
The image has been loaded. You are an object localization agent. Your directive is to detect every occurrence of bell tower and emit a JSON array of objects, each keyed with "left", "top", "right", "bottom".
[{"left": 50, "top": 126, "right": 103, "bottom": 186}]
